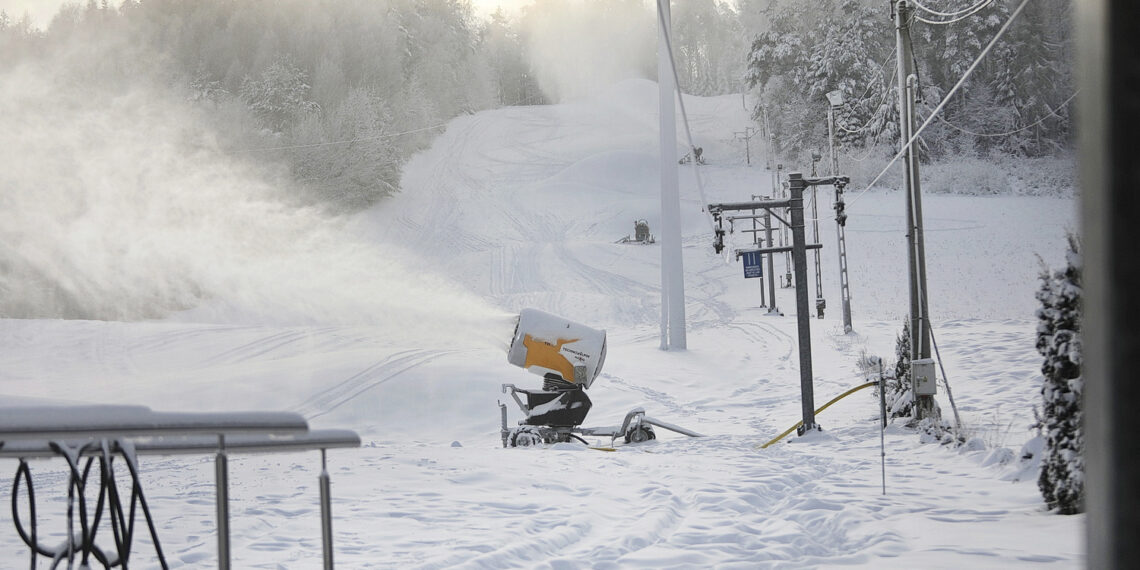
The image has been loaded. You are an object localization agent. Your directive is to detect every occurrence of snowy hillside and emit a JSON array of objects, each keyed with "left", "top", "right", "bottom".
[{"left": 0, "top": 79, "right": 1081, "bottom": 567}]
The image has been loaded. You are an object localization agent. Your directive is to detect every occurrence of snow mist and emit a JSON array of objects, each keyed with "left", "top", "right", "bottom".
[
  {"left": 520, "top": 0, "right": 655, "bottom": 102},
  {"left": 0, "top": 45, "right": 512, "bottom": 349}
]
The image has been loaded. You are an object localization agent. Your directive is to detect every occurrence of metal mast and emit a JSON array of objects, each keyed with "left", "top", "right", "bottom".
[
  {"left": 657, "top": 0, "right": 686, "bottom": 350},
  {"left": 826, "top": 93, "right": 854, "bottom": 334}
]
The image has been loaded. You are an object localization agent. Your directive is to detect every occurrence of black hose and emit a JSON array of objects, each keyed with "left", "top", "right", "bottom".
[
  {"left": 99, "top": 443, "right": 129, "bottom": 568},
  {"left": 11, "top": 460, "right": 53, "bottom": 567},
  {"left": 120, "top": 451, "right": 169, "bottom": 569},
  {"left": 10, "top": 441, "right": 169, "bottom": 569}
]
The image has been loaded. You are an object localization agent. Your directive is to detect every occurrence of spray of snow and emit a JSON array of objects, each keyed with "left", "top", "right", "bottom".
[
  {"left": 520, "top": 0, "right": 655, "bottom": 102},
  {"left": 0, "top": 47, "right": 513, "bottom": 348}
]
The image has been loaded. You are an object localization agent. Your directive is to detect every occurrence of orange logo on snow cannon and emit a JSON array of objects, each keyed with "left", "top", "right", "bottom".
[{"left": 521, "top": 334, "right": 580, "bottom": 383}]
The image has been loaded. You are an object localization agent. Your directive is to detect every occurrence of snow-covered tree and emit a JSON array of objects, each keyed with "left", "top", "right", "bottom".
[
  {"left": 746, "top": 0, "right": 895, "bottom": 159},
  {"left": 480, "top": 9, "right": 544, "bottom": 106},
  {"left": 885, "top": 320, "right": 914, "bottom": 418},
  {"left": 1034, "top": 234, "right": 1083, "bottom": 514},
  {"left": 745, "top": 0, "right": 1074, "bottom": 162},
  {"left": 673, "top": 0, "right": 745, "bottom": 96},
  {"left": 240, "top": 57, "right": 319, "bottom": 133}
]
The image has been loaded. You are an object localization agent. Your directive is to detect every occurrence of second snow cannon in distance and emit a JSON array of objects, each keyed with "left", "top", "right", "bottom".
[{"left": 499, "top": 309, "right": 702, "bottom": 447}]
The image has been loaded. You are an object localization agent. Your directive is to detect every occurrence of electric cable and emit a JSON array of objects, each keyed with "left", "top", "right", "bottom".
[
  {"left": 912, "top": 0, "right": 996, "bottom": 25},
  {"left": 911, "top": 0, "right": 994, "bottom": 19},
  {"left": 922, "top": 90, "right": 1077, "bottom": 137},
  {"left": 846, "top": 141, "right": 884, "bottom": 163},
  {"left": 855, "top": 49, "right": 898, "bottom": 103},
  {"left": 836, "top": 67, "right": 897, "bottom": 135},
  {"left": 928, "top": 320, "right": 964, "bottom": 437},
  {"left": 847, "top": 0, "right": 1032, "bottom": 209}
]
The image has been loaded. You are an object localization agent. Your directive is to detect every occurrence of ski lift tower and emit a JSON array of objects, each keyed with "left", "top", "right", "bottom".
[{"left": 709, "top": 173, "right": 845, "bottom": 435}]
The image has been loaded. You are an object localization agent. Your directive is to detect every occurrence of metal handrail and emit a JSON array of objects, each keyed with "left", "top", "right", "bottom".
[{"left": 1, "top": 405, "right": 360, "bottom": 569}]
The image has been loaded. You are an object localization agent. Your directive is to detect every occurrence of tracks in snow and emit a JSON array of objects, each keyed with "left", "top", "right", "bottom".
[{"left": 293, "top": 348, "right": 457, "bottom": 421}]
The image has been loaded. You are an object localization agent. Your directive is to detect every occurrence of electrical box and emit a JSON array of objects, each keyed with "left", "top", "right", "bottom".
[{"left": 912, "top": 358, "right": 937, "bottom": 396}]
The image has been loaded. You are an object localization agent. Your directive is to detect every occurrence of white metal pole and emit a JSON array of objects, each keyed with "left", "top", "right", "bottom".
[{"left": 657, "top": 0, "right": 686, "bottom": 350}]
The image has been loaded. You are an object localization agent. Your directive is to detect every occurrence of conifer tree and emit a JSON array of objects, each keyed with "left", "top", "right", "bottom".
[
  {"left": 1034, "top": 234, "right": 1083, "bottom": 514},
  {"left": 885, "top": 320, "right": 913, "bottom": 418}
]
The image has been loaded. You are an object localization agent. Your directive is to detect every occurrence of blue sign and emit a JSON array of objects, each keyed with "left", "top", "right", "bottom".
[{"left": 742, "top": 251, "right": 763, "bottom": 279}]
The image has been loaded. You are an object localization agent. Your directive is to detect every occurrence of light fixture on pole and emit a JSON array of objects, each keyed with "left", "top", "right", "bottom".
[{"left": 826, "top": 89, "right": 854, "bottom": 333}]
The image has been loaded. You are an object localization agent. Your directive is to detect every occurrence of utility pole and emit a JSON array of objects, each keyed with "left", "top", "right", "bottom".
[
  {"left": 810, "top": 153, "right": 825, "bottom": 318},
  {"left": 894, "top": 0, "right": 934, "bottom": 417},
  {"left": 766, "top": 206, "right": 778, "bottom": 313},
  {"left": 752, "top": 194, "right": 777, "bottom": 310},
  {"left": 752, "top": 205, "right": 766, "bottom": 307},
  {"left": 826, "top": 90, "right": 854, "bottom": 333},
  {"left": 734, "top": 127, "right": 757, "bottom": 166},
  {"left": 763, "top": 106, "right": 774, "bottom": 170},
  {"left": 775, "top": 164, "right": 793, "bottom": 288}
]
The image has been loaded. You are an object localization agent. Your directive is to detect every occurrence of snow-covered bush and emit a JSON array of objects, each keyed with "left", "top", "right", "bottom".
[
  {"left": 1034, "top": 234, "right": 1083, "bottom": 514},
  {"left": 883, "top": 320, "right": 913, "bottom": 419},
  {"left": 921, "top": 158, "right": 1010, "bottom": 195}
]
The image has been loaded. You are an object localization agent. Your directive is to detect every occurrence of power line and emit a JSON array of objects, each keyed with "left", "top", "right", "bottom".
[
  {"left": 836, "top": 69, "right": 897, "bottom": 135},
  {"left": 848, "top": 0, "right": 1032, "bottom": 207},
  {"left": 913, "top": 0, "right": 997, "bottom": 25},
  {"left": 924, "top": 90, "right": 1077, "bottom": 137},
  {"left": 852, "top": 39, "right": 899, "bottom": 102},
  {"left": 911, "top": 0, "right": 994, "bottom": 18},
  {"left": 846, "top": 141, "right": 884, "bottom": 163},
  {"left": 827, "top": 31, "right": 900, "bottom": 136}
]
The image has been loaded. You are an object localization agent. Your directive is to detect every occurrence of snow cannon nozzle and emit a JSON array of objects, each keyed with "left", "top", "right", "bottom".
[{"left": 506, "top": 309, "right": 607, "bottom": 389}]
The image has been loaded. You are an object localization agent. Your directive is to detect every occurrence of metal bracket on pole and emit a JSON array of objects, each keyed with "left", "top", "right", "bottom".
[{"left": 734, "top": 244, "right": 823, "bottom": 257}]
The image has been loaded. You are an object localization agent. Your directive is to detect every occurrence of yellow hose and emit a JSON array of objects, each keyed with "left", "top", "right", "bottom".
[{"left": 759, "top": 381, "right": 878, "bottom": 449}]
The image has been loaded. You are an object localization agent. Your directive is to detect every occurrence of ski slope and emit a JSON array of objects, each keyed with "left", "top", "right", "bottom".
[{"left": 0, "top": 79, "right": 1081, "bottom": 567}]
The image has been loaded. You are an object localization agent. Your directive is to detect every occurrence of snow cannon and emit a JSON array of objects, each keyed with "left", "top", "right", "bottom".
[
  {"left": 506, "top": 308, "right": 607, "bottom": 389},
  {"left": 500, "top": 309, "right": 703, "bottom": 448}
]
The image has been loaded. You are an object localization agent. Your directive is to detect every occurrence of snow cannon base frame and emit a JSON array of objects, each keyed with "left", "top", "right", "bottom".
[{"left": 499, "top": 383, "right": 703, "bottom": 448}]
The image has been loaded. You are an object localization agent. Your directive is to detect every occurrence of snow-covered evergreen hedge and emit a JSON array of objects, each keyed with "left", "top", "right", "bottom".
[{"left": 1034, "top": 234, "right": 1083, "bottom": 514}]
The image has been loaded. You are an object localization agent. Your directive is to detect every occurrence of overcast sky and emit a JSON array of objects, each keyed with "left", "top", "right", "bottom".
[
  {"left": 0, "top": 0, "right": 73, "bottom": 28},
  {"left": 0, "top": 0, "right": 534, "bottom": 29}
]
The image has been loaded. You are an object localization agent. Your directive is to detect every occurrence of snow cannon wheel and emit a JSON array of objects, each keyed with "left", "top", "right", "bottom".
[
  {"left": 509, "top": 427, "right": 544, "bottom": 447},
  {"left": 625, "top": 425, "right": 656, "bottom": 444}
]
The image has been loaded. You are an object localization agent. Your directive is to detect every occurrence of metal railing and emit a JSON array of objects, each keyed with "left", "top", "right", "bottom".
[{"left": 1, "top": 405, "right": 359, "bottom": 569}]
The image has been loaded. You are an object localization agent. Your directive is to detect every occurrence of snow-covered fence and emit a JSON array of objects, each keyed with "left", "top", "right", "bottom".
[{"left": 0, "top": 405, "right": 359, "bottom": 569}]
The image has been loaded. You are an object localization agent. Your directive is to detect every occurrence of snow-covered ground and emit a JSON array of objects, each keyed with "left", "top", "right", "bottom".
[{"left": 0, "top": 79, "right": 1081, "bottom": 567}]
